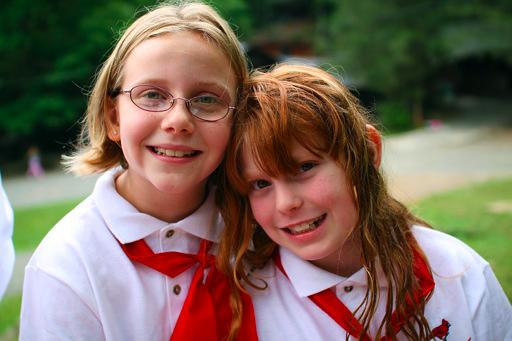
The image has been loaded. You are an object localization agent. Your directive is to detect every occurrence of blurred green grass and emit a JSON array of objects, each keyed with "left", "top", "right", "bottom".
[
  {"left": 0, "top": 294, "right": 21, "bottom": 338},
  {"left": 13, "top": 199, "right": 82, "bottom": 251},
  {"left": 1, "top": 177, "right": 511, "bottom": 337}
]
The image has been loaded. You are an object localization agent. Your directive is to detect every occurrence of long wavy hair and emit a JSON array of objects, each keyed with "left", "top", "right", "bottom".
[
  {"left": 63, "top": 0, "right": 248, "bottom": 175},
  {"left": 217, "top": 64, "right": 434, "bottom": 340}
]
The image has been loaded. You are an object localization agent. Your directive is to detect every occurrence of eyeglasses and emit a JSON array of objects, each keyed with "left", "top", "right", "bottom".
[{"left": 112, "top": 84, "right": 235, "bottom": 122}]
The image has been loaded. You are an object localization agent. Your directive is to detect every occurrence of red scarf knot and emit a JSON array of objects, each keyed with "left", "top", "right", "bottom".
[
  {"left": 197, "top": 239, "right": 216, "bottom": 269},
  {"left": 121, "top": 237, "right": 258, "bottom": 341}
]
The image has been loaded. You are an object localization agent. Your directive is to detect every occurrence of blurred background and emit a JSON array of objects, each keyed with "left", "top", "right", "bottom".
[
  {"left": 1, "top": 0, "right": 512, "bottom": 171},
  {"left": 1, "top": 0, "right": 511, "bottom": 339}
]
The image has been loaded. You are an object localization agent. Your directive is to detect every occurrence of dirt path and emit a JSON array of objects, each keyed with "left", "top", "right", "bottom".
[{"left": 383, "top": 97, "right": 512, "bottom": 202}]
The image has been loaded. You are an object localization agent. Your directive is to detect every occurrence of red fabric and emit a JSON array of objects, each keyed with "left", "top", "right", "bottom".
[
  {"left": 121, "top": 239, "right": 258, "bottom": 341},
  {"left": 386, "top": 247, "right": 435, "bottom": 338},
  {"left": 431, "top": 319, "right": 451, "bottom": 339},
  {"left": 273, "top": 247, "right": 435, "bottom": 341}
]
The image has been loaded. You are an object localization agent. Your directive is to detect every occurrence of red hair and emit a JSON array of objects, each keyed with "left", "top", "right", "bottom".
[{"left": 217, "top": 64, "right": 433, "bottom": 340}]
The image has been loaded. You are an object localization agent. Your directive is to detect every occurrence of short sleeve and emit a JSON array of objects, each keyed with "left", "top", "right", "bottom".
[
  {"left": 471, "top": 263, "right": 512, "bottom": 340},
  {"left": 19, "top": 266, "right": 105, "bottom": 341}
]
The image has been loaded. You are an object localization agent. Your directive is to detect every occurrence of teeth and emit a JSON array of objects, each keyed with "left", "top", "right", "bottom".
[
  {"left": 288, "top": 215, "right": 324, "bottom": 235},
  {"left": 153, "top": 147, "right": 195, "bottom": 157}
]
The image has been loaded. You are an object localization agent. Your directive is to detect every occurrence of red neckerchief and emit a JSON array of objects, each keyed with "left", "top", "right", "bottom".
[
  {"left": 273, "top": 247, "right": 434, "bottom": 340},
  {"left": 121, "top": 239, "right": 258, "bottom": 341}
]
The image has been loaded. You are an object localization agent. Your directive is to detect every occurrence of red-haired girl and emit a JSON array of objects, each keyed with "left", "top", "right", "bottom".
[{"left": 218, "top": 64, "right": 511, "bottom": 340}]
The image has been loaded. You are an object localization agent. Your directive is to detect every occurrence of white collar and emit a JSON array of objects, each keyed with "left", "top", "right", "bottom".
[
  {"left": 94, "top": 169, "right": 222, "bottom": 244},
  {"left": 280, "top": 247, "right": 388, "bottom": 297}
]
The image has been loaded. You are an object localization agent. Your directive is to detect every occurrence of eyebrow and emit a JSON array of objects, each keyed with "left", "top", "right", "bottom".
[
  {"left": 195, "top": 80, "right": 234, "bottom": 103},
  {"left": 127, "top": 78, "right": 235, "bottom": 103}
]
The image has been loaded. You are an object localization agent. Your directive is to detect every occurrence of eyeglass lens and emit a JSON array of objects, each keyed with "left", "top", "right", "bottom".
[{"left": 129, "top": 85, "right": 230, "bottom": 121}]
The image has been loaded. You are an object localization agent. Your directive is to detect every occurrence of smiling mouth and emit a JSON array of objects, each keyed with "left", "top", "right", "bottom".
[
  {"left": 151, "top": 147, "right": 200, "bottom": 157},
  {"left": 285, "top": 214, "right": 327, "bottom": 235}
]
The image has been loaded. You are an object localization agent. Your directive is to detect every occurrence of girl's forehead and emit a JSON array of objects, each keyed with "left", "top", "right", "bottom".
[
  {"left": 240, "top": 137, "right": 330, "bottom": 176},
  {"left": 240, "top": 143, "right": 262, "bottom": 177},
  {"left": 120, "top": 32, "right": 238, "bottom": 100}
]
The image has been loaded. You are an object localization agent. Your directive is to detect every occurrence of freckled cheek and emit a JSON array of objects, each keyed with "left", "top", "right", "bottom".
[
  {"left": 252, "top": 200, "right": 280, "bottom": 242},
  {"left": 308, "top": 177, "right": 338, "bottom": 204},
  {"left": 249, "top": 196, "right": 273, "bottom": 228},
  {"left": 311, "top": 176, "right": 355, "bottom": 212}
]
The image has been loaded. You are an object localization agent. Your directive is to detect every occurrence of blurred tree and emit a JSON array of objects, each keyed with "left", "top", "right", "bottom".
[
  {"left": 211, "top": 0, "right": 252, "bottom": 39},
  {"left": 244, "top": 0, "right": 317, "bottom": 26},
  {"left": 0, "top": 0, "right": 251, "bottom": 162},
  {"left": 318, "top": 0, "right": 512, "bottom": 125},
  {"left": 0, "top": 0, "right": 150, "bottom": 135}
]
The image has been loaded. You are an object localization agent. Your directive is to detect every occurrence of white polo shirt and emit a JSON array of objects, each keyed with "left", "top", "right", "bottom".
[
  {"left": 20, "top": 168, "right": 223, "bottom": 341},
  {"left": 0, "top": 174, "right": 15, "bottom": 299},
  {"left": 246, "top": 225, "right": 512, "bottom": 341}
]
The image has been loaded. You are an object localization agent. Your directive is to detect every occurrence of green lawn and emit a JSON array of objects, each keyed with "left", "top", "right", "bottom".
[
  {"left": 1, "top": 177, "right": 511, "bottom": 337},
  {"left": 0, "top": 294, "right": 21, "bottom": 338},
  {"left": 410, "top": 177, "right": 512, "bottom": 301},
  {"left": 13, "top": 199, "right": 82, "bottom": 251}
]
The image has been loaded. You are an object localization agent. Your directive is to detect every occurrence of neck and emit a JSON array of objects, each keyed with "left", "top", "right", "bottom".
[
  {"left": 115, "top": 171, "right": 208, "bottom": 223},
  {"left": 310, "top": 238, "right": 362, "bottom": 277}
]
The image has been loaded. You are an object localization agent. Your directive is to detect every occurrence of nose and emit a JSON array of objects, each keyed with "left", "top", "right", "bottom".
[
  {"left": 275, "top": 182, "right": 303, "bottom": 214},
  {"left": 160, "top": 98, "right": 195, "bottom": 134}
]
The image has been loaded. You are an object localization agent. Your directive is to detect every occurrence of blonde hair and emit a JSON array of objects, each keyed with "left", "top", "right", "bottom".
[
  {"left": 218, "top": 64, "right": 434, "bottom": 340},
  {"left": 63, "top": 0, "right": 248, "bottom": 175}
]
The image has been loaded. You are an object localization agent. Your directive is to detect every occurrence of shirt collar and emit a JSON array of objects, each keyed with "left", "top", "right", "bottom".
[
  {"left": 94, "top": 169, "right": 222, "bottom": 244},
  {"left": 279, "top": 247, "right": 388, "bottom": 297}
]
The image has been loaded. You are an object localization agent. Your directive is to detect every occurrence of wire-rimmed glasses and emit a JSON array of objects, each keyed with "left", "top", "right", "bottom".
[{"left": 112, "top": 84, "right": 235, "bottom": 122}]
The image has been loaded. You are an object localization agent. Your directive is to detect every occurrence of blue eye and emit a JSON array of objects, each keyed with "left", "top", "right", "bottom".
[
  {"left": 143, "top": 90, "right": 166, "bottom": 100},
  {"left": 299, "top": 162, "right": 317, "bottom": 173},
  {"left": 252, "top": 180, "right": 271, "bottom": 190},
  {"left": 193, "top": 96, "right": 220, "bottom": 105}
]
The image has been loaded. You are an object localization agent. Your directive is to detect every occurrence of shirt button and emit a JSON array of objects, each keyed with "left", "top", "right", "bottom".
[
  {"left": 166, "top": 230, "right": 175, "bottom": 238},
  {"left": 344, "top": 286, "right": 353, "bottom": 293},
  {"left": 173, "top": 285, "right": 181, "bottom": 295}
]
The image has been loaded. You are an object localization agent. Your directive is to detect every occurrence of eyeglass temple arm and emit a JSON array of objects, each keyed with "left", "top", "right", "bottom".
[{"left": 109, "top": 89, "right": 130, "bottom": 97}]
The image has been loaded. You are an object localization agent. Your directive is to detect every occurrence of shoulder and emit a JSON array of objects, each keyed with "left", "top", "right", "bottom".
[
  {"left": 28, "top": 195, "right": 106, "bottom": 269},
  {"left": 412, "top": 225, "right": 487, "bottom": 277},
  {"left": 34, "top": 169, "right": 123, "bottom": 255},
  {"left": 26, "top": 171, "right": 122, "bottom": 281},
  {"left": 413, "top": 226, "right": 512, "bottom": 339}
]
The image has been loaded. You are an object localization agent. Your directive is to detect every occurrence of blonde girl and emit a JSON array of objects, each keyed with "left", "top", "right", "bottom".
[
  {"left": 20, "top": 2, "right": 256, "bottom": 340},
  {"left": 218, "top": 64, "right": 511, "bottom": 340}
]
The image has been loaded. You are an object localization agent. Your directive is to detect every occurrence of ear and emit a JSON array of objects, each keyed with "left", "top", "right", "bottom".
[
  {"left": 366, "top": 124, "right": 381, "bottom": 169},
  {"left": 105, "top": 97, "right": 120, "bottom": 141}
]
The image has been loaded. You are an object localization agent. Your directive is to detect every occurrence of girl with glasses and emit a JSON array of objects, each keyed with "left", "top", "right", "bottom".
[
  {"left": 20, "top": 2, "right": 256, "bottom": 340},
  {"left": 218, "top": 64, "right": 512, "bottom": 340}
]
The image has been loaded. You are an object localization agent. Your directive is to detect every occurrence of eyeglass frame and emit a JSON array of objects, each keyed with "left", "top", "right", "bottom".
[{"left": 110, "top": 84, "right": 236, "bottom": 122}]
